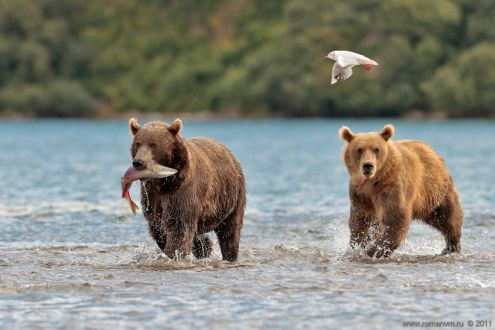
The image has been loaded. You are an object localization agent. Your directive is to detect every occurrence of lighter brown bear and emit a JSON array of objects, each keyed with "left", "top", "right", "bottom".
[
  {"left": 128, "top": 118, "right": 246, "bottom": 261},
  {"left": 339, "top": 124, "right": 463, "bottom": 258}
]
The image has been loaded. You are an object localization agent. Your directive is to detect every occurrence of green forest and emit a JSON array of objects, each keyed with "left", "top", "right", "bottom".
[{"left": 0, "top": 0, "right": 494, "bottom": 118}]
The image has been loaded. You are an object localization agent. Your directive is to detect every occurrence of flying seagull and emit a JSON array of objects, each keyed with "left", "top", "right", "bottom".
[{"left": 324, "top": 50, "right": 378, "bottom": 85}]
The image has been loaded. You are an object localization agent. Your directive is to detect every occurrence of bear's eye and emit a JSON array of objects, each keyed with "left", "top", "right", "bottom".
[
  {"left": 135, "top": 142, "right": 141, "bottom": 148},
  {"left": 149, "top": 143, "right": 156, "bottom": 148},
  {"left": 374, "top": 148, "right": 380, "bottom": 154},
  {"left": 357, "top": 148, "right": 363, "bottom": 154}
]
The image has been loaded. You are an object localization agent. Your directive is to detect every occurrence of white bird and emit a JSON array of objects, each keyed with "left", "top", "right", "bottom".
[{"left": 324, "top": 50, "right": 378, "bottom": 85}]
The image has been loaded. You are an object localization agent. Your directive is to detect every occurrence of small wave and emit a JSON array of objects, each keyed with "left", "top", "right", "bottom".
[
  {"left": 339, "top": 247, "right": 467, "bottom": 264},
  {"left": 0, "top": 242, "right": 251, "bottom": 272},
  {"left": 0, "top": 200, "right": 130, "bottom": 219},
  {"left": 0, "top": 282, "right": 107, "bottom": 295}
]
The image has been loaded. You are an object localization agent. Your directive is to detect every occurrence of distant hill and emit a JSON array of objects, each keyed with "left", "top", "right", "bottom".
[{"left": 0, "top": 0, "right": 494, "bottom": 118}]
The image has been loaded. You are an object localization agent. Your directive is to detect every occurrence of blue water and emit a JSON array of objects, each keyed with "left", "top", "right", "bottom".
[{"left": 0, "top": 119, "right": 494, "bottom": 329}]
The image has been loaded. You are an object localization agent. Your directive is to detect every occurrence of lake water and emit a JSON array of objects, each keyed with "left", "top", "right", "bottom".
[{"left": 0, "top": 119, "right": 493, "bottom": 329}]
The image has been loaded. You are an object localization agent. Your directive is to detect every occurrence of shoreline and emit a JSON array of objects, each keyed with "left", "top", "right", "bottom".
[{"left": 0, "top": 110, "right": 493, "bottom": 121}]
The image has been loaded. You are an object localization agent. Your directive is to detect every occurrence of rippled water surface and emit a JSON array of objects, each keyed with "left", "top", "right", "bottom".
[{"left": 0, "top": 119, "right": 494, "bottom": 329}]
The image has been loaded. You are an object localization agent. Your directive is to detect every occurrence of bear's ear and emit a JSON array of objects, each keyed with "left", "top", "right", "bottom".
[
  {"left": 380, "top": 124, "right": 395, "bottom": 141},
  {"left": 339, "top": 126, "right": 354, "bottom": 142},
  {"left": 129, "top": 118, "right": 141, "bottom": 136},
  {"left": 168, "top": 118, "right": 182, "bottom": 136}
]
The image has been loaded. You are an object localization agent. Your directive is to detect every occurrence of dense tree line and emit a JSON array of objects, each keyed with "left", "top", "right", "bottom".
[{"left": 0, "top": 0, "right": 494, "bottom": 117}]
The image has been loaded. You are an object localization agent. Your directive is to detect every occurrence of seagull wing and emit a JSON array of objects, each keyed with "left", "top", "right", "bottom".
[
  {"left": 331, "top": 62, "right": 353, "bottom": 85},
  {"left": 356, "top": 55, "right": 378, "bottom": 66},
  {"left": 352, "top": 52, "right": 378, "bottom": 66},
  {"left": 338, "top": 50, "right": 378, "bottom": 66},
  {"left": 336, "top": 55, "right": 349, "bottom": 67}
]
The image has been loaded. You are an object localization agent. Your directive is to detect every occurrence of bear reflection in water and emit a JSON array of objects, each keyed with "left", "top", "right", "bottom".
[{"left": 339, "top": 124, "right": 463, "bottom": 258}]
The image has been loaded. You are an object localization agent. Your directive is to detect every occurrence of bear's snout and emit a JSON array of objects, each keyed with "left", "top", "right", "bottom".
[
  {"left": 132, "top": 145, "right": 154, "bottom": 170},
  {"left": 132, "top": 159, "right": 146, "bottom": 171},
  {"left": 362, "top": 162, "right": 375, "bottom": 177}
]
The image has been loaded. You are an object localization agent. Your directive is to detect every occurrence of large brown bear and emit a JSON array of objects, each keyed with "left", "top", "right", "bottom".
[
  {"left": 339, "top": 124, "right": 463, "bottom": 258},
  {"left": 128, "top": 118, "right": 246, "bottom": 261}
]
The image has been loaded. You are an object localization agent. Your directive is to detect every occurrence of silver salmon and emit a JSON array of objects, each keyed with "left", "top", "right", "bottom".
[{"left": 121, "top": 164, "right": 177, "bottom": 215}]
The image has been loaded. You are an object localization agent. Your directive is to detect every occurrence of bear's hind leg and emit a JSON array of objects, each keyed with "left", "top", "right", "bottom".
[
  {"left": 424, "top": 190, "right": 463, "bottom": 254},
  {"left": 192, "top": 235, "right": 213, "bottom": 259},
  {"left": 215, "top": 199, "right": 245, "bottom": 262}
]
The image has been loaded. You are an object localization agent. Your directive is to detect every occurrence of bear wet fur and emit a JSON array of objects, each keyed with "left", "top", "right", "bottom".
[
  {"left": 339, "top": 124, "right": 463, "bottom": 258},
  {"left": 128, "top": 118, "right": 246, "bottom": 261}
]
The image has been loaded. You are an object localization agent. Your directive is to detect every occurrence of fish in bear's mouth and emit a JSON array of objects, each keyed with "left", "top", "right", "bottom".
[{"left": 120, "top": 163, "right": 177, "bottom": 214}]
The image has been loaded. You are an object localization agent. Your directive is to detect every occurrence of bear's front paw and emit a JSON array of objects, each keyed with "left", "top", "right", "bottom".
[
  {"left": 366, "top": 245, "right": 390, "bottom": 259},
  {"left": 441, "top": 244, "right": 460, "bottom": 255},
  {"left": 349, "top": 240, "right": 366, "bottom": 250}
]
